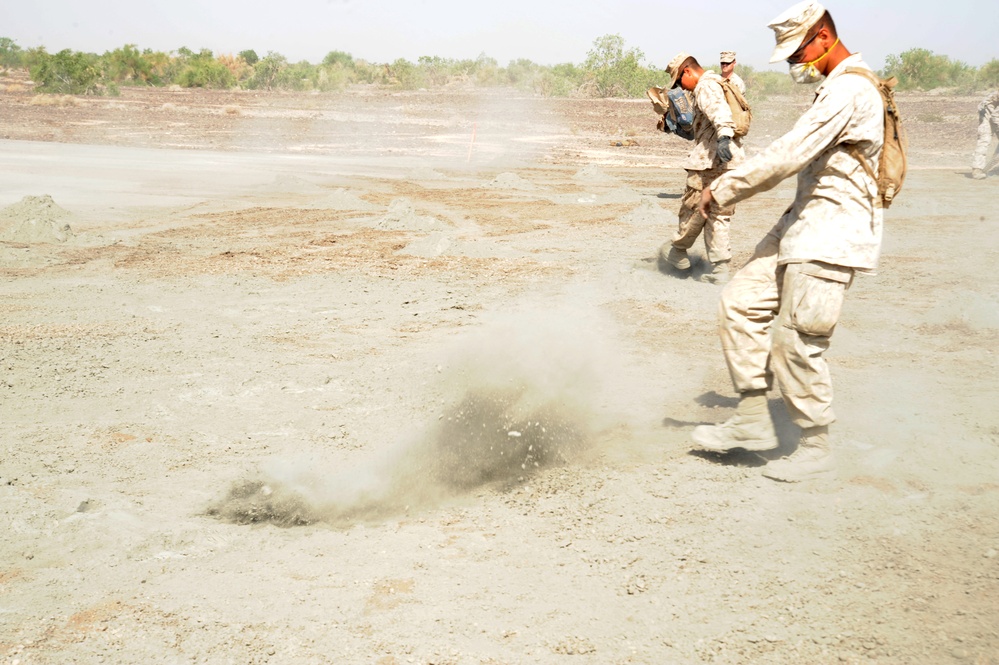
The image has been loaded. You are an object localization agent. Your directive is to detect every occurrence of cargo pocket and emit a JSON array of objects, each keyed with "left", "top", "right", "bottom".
[{"left": 784, "top": 263, "right": 852, "bottom": 337}]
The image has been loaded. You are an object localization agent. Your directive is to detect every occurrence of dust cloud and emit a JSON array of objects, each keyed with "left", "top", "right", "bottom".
[{"left": 208, "top": 297, "right": 628, "bottom": 527}]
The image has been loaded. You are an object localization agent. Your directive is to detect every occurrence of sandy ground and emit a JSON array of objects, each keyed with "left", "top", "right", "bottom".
[{"left": 1, "top": 81, "right": 998, "bottom": 664}]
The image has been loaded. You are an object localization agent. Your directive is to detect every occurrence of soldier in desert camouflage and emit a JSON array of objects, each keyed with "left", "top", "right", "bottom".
[
  {"left": 659, "top": 51, "right": 744, "bottom": 284},
  {"left": 720, "top": 51, "right": 745, "bottom": 94},
  {"left": 691, "top": 0, "right": 885, "bottom": 482},
  {"left": 971, "top": 90, "right": 999, "bottom": 179}
]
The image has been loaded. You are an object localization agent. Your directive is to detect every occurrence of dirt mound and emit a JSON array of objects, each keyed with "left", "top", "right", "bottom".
[
  {"left": 573, "top": 166, "right": 619, "bottom": 184},
  {"left": 270, "top": 174, "right": 327, "bottom": 195},
  {"left": 0, "top": 194, "right": 75, "bottom": 243},
  {"left": 620, "top": 198, "right": 667, "bottom": 225},
  {"left": 374, "top": 198, "right": 449, "bottom": 231}
]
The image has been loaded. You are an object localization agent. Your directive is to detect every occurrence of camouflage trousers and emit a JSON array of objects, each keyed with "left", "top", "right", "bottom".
[
  {"left": 717, "top": 232, "right": 854, "bottom": 428},
  {"left": 671, "top": 166, "right": 734, "bottom": 263},
  {"left": 972, "top": 113, "right": 999, "bottom": 171}
]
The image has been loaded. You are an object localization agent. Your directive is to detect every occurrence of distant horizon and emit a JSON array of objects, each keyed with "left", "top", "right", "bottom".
[{"left": 5, "top": 0, "right": 997, "bottom": 72}]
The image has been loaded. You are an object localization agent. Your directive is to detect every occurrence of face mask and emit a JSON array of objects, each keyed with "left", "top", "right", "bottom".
[{"left": 788, "top": 37, "right": 839, "bottom": 84}]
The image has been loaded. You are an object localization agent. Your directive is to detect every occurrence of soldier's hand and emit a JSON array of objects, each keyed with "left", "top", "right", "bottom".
[
  {"left": 699, "top": 187, "right": 714, "bottom": 219},
  {"left": 716, "top": 136, "right": 733, "bottom": 163}
]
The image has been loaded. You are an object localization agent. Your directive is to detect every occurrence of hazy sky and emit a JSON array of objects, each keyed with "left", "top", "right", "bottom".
[{"left": 4, "top": 0, "right": 996, "bottom": 71}]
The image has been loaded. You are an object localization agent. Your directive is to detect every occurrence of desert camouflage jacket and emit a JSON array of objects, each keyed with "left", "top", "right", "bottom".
[
  {"left": 684, "top": 71, "right": 745, "bottom": 171},
  {"left": 979, "top": 90, "right": 999, "bottom": 118},
  {"left": 710, "top": 54, "right": 884, "bottom": 271},
  {"left": 726, "top": 72, "right": 746, "bottom": 95}
]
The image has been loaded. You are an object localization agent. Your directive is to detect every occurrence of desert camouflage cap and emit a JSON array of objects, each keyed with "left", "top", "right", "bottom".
[
  {"left": 768, "top": 0, "right": 826, "bottom": 63},
  {"left": 720, "top": 51, "right": 736, "bottom": 64},
  {"left": 665, "top": 51, "right": 691, "bottom": 89}
]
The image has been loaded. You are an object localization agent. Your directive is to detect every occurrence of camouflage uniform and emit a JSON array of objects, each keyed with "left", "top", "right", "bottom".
[
  {"left": 671, "top": 71, "right": 745, "bottom": 264},
  {"left": 726, "top": 72, "right": 746, "bottom": 95},
  {"left": 972, "top": 90, "right": 999, "bottom": 173},
  {"left": 709, "top": 54, "right": 883, "bottom": 428}
]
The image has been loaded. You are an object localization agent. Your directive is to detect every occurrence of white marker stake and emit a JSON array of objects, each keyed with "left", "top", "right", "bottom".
[{"left": 466, "top": 122, "right": 477, "bottom": 163}]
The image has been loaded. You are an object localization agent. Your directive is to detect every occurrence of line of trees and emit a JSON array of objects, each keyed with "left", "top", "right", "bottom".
[{"left": 1, "top": 36, "right": 996, "bottom": 98}]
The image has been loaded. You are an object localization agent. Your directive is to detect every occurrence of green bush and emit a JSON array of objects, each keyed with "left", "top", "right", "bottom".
[
  {"left": 581, "top": 34, "right": 659, "bottom": 98},
  {"left": 239, "top": 50, "right": 259, "bottom": 66},
  {"left": 273, "top": 60, "right": 317, "bottom": 91},
  {"left": 882, "top": 48, "right": 975, "bottom": 91},
  {"left": 0, "top": 37, "right": 22, "bottom": 68},
  {"left": 30, "top": 48, "right": 102, "bottom": 94},
  {"left": 534, "top": 63, "right": 584, "bottom": 97},
  {"left": 102, "top": 44, "right": 153, "bottom": 84},
  {"left": 322, "top": 50, "right": 353, "bottom": 68},
  {"left": 174, "top": 48, "right": 236, "bottom": 88},
  {"left": 387, "top": 58, "right": 426, "bottom": 89},
  {"left": 245, "top": 51, "right": 287, "bottom": 89},
  {"left": 315, "top": 65, "right": 351, "bottom": 91},
  {"left": 977, "top": 59, "right": 999, "bottom": 89},
  {"left": 744, "top": 70, "right": 797, "bottom": 98}
]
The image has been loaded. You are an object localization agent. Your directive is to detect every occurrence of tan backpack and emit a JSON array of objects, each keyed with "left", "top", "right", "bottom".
[
  {"left": 718, "top": 78, "right": 752, "bottom": 137},
  {"left": 842, "top": 67, "right": 908, "bottom": 208}
]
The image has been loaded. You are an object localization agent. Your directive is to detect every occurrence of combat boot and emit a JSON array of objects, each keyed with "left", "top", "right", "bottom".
[
  {"left": 661, "top": 245, "right": 691, "bottom": 272},
  {"left": 971, "top": 168, "right": 987, "bottom": 180},
  {"left": 691, "top": 389, "right": 778, "bottom": 452},
  {"left": 762, "top": 425, "right": 834, "bottom": 482},
  {"left": 699, "top": 260, "right": 731, "bottom": 285}
]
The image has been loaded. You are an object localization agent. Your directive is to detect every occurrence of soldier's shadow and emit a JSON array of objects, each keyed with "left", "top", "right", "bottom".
[
  {"left": 663, "top": 391, "right": 799, "bottom": 467},
  {"left": 657, "top": 192, "right": 682, "bottom": 199}
]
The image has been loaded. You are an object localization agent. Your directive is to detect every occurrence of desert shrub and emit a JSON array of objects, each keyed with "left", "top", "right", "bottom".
[
  {"left": 417, "top": 55, "right": 456, "bottom": 87},
  {"left": 581, "top": 34, "right": 659, "bottom": 98},
  {"left": 273, "top": 60, "right": 318, "bottom": 91},
  {"left": 882, "top": 48, "right": 976, "bottom": 91},
  {"left": 351, "top": 59, "right": 390, "bottom": 85},
  {"left": 141, "top": 49, "right": 174, "bottom": 84},
  {"left": 322, "top": 50, "right": 353, "bottom": 68},
  {"left": 315, "top": 65, "right": 351, "bottom": 91},
  {"left": 217, "top": 54, "right": 253, "bottom": 83},
  {"left": 239, "top": 50, "right": 259, "bottom": 66},
  {"left": 101, "top": 44, "right": 155, "bottom": 84},
  {"left": 245, "top": 51, "right": 287, "bottom": 90},
  {"left": 978, "top": 59, "right": 999, "bottom": 89},
  {"left": 472, "top": 54, "right": 503, "bottom": 86},
  {"left": 30, "top": 48, "right": 102, "bottom": 94},
  {"left": 534, "top": 63, "right": 585, "bottom": 97},
  {"left": 504, "top": 58, "right": 540, "bottom": 88},
  {"left": 387, "top": 58, "right": 426, "bottom": 89},
  {"left": 744, "top": 70, "right": 797, "bottom": 98},
  {"left": 174, "top": 49, "right": 236, "bottom": 88},
  {"left": 0, "top": 37, "right": 22, "bottom": 68}
]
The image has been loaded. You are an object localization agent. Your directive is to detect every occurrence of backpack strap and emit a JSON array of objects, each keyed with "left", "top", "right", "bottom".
[
  {"left": 840, "top": 67, "right": 884, "bottom": 199},
  {"left": 845, "top": 144, "right": 876, "bottom": 182}
]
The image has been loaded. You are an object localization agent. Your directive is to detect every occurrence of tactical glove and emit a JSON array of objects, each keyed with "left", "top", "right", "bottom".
[{"left": 716, "top": 136, "right": 733, "bottom": 163}]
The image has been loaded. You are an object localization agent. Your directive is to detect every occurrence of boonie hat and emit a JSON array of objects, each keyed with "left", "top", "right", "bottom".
[
  {"left": 767, "top": 0, "right": 826, "bottom": 63},
  {"left": 664, "top": 51, "right": 691, "bottom": 89},
  {"left": 720, "top": 51, "right": 736, "bottom": 64}
]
